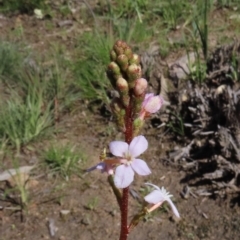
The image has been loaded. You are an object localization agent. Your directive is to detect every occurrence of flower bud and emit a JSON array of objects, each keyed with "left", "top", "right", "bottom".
[
  {"left": 113, "top": 40, "right": 126, "bottom": 55},
  {"left": 116, "top": 77, "right": 129, "bottom": 92},
  {"left": 124, "top": 46, "right": 133, "bottom": 59},
  {"left": 117, "top": 54, "right": 128, "bottom": 71},
  {"left": 110, "top": 50, "right": 117, "bottom": 61},
  {"left": 129, "top": 54, "right": 140, "bottom": 65},
  {"left": 127, "top": 64, "right": 142, "bottom": 88},
  {"left": 133, "top": 78, "right": 148, "bottom": 96},
  {"left": 107, "top": 62, "right": 122, "bottom": 87},
  {"left": 110, "top": 97, "right": 123, "bottom": 114},
  {"left": 107, "top": 62, "right": 121, "bottom": 75},
  {"left": 132, "top": 94, "right": 145, "bottom": 118},
  {"left": 110, "top": 98, "right": 126, "bottom": 132},
  {"left": 133, "top": 118, "right": 144, "bottom": 136},
  {"left": 116, "top": 77, "right": 130, "bottom": 107}
]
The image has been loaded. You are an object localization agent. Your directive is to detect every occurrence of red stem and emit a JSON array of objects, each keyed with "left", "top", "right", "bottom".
[
  {"left": 119, "top": 101, "right": 133, "bottom": 240},
  {"left": 119, "top": 187, "right": 129, "bottom": 240}
]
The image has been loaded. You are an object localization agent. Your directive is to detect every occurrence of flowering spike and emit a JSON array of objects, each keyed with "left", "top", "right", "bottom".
[{"left": 88, "top": 40, "right": 179, "bottom": 239}]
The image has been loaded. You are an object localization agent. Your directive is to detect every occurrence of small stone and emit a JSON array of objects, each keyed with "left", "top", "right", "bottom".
[{"left": 60, "top": 210, "right": 70, "bottom": 215}]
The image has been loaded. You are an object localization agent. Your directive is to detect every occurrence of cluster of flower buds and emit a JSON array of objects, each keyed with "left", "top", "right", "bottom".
[{"left": 107, "top": 40, "right": 163, "bottom": 135}]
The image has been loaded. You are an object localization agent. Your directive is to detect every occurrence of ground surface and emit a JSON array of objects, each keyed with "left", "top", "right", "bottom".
[{"left": 1, "top": 2, "right": 240, "bottom": 240}]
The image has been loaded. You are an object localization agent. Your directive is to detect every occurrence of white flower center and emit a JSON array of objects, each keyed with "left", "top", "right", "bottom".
[{"left": 123, "top": 151, "right": 133, "bottom": 165}]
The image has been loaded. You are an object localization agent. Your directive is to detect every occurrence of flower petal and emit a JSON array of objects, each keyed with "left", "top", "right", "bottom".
[
  {"left": 144, "top": 190, "right": 165, "bottom": 204},
  {"left": 145, "top": 182, "right": 161, "bottom": 191},
  {"left": 131, "top": 159, "right": 151, "bottom": 175},
  {"left": 129, "top": 135, "right": 148, "bottom": 157},
  {"left": 109, "top": 141, "right": 128, "bottom": 157},
  {"left": 144, "top": 93, "right": 154, "bottom": 102},
  {"left": 114, "top": 165, "right": 134, "bottom": 188},
  {"left": 166, "top": 198, "right": 180, "bottom": 218},
  {"left": 144, "top": 95, "right": 163, "bottom": 113}
]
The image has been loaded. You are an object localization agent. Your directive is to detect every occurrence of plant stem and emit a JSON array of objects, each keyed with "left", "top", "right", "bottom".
[
  {"left": 119, "top": 187, "right": 129, "bottom": 240},
  {"left": 119, "top": 100, "right": 133, "bottom": 240}
]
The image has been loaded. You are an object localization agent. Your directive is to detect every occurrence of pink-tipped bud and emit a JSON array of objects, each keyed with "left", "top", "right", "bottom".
[
  {"left": 134, "top": 78, "right": 148, "bottom": 96},
  {"left": 110, "top": 50, "right": 117, "bottom": 61},
  {"left": 127, "top": 64, "right": 142, "bottom": 88},
  {"left": 117, "top": 54, "right": 129, "bottom": 71},
  {"left": 116, "top": 77, "right": 129, "bottom": 91},
  {"left": 129, "top": 54, "right": 140, "bottom": 65}
]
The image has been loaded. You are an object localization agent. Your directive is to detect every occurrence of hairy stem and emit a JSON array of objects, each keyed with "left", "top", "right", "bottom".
[
  {"left": 119, "top": 187, "right": 129, "bottom": 240},
  {"left": 119, "top": 100, "right": 133, "bottom": 240}
]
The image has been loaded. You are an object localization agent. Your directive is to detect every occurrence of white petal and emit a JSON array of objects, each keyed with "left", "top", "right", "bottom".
[
  {"left": 145, "top": 182, "right": 161, "bottom": 191},
  {"left": 114, "top": 165, "right": 134, "bottom": 188},
  {"left": 129, "top": 135, "right": 148, "bottom": 157},
  {"left": 131, "top": 159, "right": 151, "bottom": 176},
  {"left": 144, "top": 190, "right": 165, "bottom": 204},
  {"left": 109, "top": 141, "right": 128, "bottom": 157},
  {"left": 166, "top": 198, "right": 180, "bottom": 218}
]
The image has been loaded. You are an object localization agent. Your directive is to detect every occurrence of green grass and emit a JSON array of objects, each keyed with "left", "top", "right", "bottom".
[
  {"left": 73, "top": 32, "right": 112, "bottom": 104},
  {"left": 0, "top": 88, "right": 53, "bottom": 151},
  {"left": 156, "top": 0, "right": 192, "bottom": 30},
  {"left": 0, "top": 42, "right": 26, "bottom": 83},
  {"left": 43, "top": 144, "right": 86, "bottom": 180},
  {"left": 98, "top": 0, "right": 149, "bottom": 21},
  {"left": 216, "top": 0, "right": 240, "bottom": 7}
]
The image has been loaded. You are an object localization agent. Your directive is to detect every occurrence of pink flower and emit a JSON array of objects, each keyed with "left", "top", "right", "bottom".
[
  {"left": 110, "top": 135, "right": 151, "bottom": 188},
  {"left": 144, "top": 183, "right": 180, "bottom": 218},
  {"left": 140, "top": 94, "right": 164, "bottom": 119}
]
